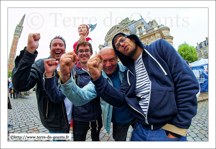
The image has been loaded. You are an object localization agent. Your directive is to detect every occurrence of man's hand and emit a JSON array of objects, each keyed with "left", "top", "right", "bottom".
[
  {"left": 44, "top": 59, "right": 58, "bottom": 78},
  {"left": 26, "top": 33, "right": 40, "bottom": 54},
  {"left": 60, "top": 51, "right": 78, "bottom": 83},
  {"left": 79, "top": 35, "right": 86, "bottom": 42},
  {"left": 87, "top": 55, "right": 103, "bottom": 81}
]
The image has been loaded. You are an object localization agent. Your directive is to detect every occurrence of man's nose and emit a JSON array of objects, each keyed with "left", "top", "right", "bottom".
[{"left": 106, "top": 61, "right": 111, "bottom": 67}]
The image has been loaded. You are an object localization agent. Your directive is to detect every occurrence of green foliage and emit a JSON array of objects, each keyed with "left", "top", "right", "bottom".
[
  {"left": 177, "top": 43, "right": 198, "bottom": 63},
  {"left": 8, "top": 71, "right": 12, "bottom": 78}
]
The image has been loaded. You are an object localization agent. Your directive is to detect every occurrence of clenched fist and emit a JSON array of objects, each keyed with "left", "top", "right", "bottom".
[
  {"left": 60, "top": 51, "right": 78, "bottom": 83},
  {"left": 26, "top": 33, "right": 40, "bottom": 54},
  {"left": 87, "top": 54, "right": 103, "bottom": 81},
  {"left": 44, "top": 59, "right": 59, "bottom": 78}
]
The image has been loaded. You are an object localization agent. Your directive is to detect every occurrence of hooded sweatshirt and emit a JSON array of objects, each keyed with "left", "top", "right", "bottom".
[{"left": 92, "top": 33, "right": 199, "bottom": 132}]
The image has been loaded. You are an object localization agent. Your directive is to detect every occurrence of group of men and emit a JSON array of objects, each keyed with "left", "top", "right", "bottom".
[{"left": 12, "top": 23, "right": 199, "bottom": 141}]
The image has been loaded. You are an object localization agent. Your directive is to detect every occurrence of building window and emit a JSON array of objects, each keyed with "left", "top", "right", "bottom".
[
  {"left": 204, "top": 55, "right": 208, "bottom": 59},
  {"left": 199, "top": 44, "right": 203, "bottom": 49},
  {"left": 203, "top": 48, "right": 207, "bottom": 54},
  {"left": 139, "top": 27, "right": 143, "bottom": 33},
  {"left": 198, "top": 51, "right": 202, "bottom": 56}
]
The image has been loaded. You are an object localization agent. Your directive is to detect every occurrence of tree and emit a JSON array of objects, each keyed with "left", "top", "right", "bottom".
[
  {"left": 177, "top": 42, "right": 198, "bottom": 63},
  {"left": 8, "top": 70, "right": 12, "bottom": 78}
]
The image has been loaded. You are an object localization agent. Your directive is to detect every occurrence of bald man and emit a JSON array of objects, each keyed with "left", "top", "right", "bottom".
[{"left": 55, "top": 47, "right": 136, "bottom": 141}]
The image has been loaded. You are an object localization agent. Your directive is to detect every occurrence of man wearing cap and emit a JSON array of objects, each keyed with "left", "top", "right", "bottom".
[{"left": 87, "top": 33, "right": 200, "bottom": 141}]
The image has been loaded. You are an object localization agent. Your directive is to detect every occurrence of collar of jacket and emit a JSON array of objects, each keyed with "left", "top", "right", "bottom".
[{"left": 102, "top": 62, "right": 126, "bottom": 79}]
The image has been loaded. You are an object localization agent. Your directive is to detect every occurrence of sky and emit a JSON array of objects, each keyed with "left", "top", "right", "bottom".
[
  {"left": 7, "top": 7, "right": 209, "bottom": 60},
  {"left": 1, "top": 1, "right": 216, "bottom": 149}
]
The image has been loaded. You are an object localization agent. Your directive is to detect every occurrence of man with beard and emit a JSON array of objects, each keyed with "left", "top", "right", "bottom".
[
  {"left": 12, "top": 33, "right": 72, "bottom": 136},
  {"left": 87, "top": 33, "right": 200, "bottom": 141}
]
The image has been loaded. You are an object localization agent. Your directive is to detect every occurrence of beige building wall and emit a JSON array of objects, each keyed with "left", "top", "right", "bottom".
[
  {"left": 196, "top": 37, "right": 209, "bottom": 59},
  {"left": 99, "top": 18, "right": 173, "bottom": 51}
]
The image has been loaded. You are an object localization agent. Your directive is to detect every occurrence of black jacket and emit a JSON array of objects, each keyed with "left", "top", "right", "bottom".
[{"left": 12, "top": 48, "right": 69, "bottom": 132}]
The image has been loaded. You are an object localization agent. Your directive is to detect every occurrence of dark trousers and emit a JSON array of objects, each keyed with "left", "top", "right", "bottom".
[
  {"left": 73, "top": 118, "right": 102, "bottom": 141},
  {"left": 13, "top": 91, "right": 18, "bottom": 99},
  {"left": 113, "top": 118, "right": 136, "bottom": 141}
]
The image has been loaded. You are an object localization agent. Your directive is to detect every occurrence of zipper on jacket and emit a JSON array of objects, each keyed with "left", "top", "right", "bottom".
[
  {"left": 62, "top": 102, "right": 69, "bottom": 129},
  {"left": 46, "top": 100, "right": 49, "bottom": 119},
  {"left": 127, "top": 103, "right": 149, "bottom": 125},
  {"left": 143, "top": 48, "right": 167, "bottom": 75}
]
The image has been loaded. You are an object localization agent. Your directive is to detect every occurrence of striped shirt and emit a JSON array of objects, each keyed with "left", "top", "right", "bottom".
[{"left": 134, "top": 52, "right": 151, "bottom": 117}]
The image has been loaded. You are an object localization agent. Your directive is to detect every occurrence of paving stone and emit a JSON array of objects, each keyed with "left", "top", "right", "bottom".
[
  {"left": 192, "top": 129, "right": 199, "bottom": 134},
  {"left": 201, "top": 138, "right": 208, "bottom": 141},
  {"left": 199, "top": 130, "right": 207, "bottom": 135},
  {"left": 188, "top": 132, "right": 197, "bottom": 138},
  {"left": 8, "top": 91, "right": 209, "bottom": 142},
  {"left": 100, "top": 136, "right": 109, "bottom": 141},
  {"left": 194, "top": 137, "right": 202, "bottom": 141},
  {"left": 187, "top": 136, "right": 194, "bottom": 141},
  {"left": 99, "top": 133, "right": 105, "bottom": 139}
]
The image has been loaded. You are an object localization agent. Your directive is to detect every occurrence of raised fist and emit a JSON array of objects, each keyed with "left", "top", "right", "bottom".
[
  {"left": 26, "top": 33, "right": 40, "bottom": 54},
  {"left": 60, "top": 51, "right": 78, "bottom": 83},
  {"left": 44, "top": 59, "right": 58, "bottom": 78},
  {"left": 87, "top": 54, "right": 103, "bottom": 81}
]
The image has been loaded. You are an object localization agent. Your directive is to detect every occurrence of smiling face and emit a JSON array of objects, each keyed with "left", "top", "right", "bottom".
[
  {"left": 77, "top": 45, "right": 92, "bottom": 64},
  {"left": 78, "top": 24, "right": 89, "bottom": 36},
  {"left": 50, "top": 38, "right": 66, "bottom": 60},
  {"left": 100, "top": 47, "right": 118, "bottom": 75},
  {"left": 114, "top": 36, "right": 137, "bottom": 58}
]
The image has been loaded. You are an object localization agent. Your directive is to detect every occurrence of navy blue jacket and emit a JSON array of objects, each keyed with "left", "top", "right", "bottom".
[
  {"left": 93, "top": 33, "right": 199, "bottom": 130},
  {"left": 72, "top": 63, "right": 101, "bottom": 122}
]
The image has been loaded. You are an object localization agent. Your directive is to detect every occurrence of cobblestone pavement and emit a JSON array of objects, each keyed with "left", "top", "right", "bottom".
[{"left": 8, "top": 91, "right": 208, "bottom": 141}]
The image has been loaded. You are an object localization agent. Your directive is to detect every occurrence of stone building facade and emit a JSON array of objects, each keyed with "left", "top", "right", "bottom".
[
  {"left": 196, "top": 37, "right": 209, "bottom": 59},
  {"left": 98, "top": 17, "right": 173, "bottom": 50}
]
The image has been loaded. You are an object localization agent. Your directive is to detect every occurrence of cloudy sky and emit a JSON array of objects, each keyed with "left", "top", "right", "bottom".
[
  {"left": 6, "top": 4, "right": 209, "bottom": 60},
  {"left": 1, "top": 1, "right": 215, "bottom": 149}
]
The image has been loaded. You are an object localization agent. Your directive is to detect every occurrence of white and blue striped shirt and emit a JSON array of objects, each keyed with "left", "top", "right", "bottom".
[{"left": 134, "top": 52, "right": 151, "bottom": 117}]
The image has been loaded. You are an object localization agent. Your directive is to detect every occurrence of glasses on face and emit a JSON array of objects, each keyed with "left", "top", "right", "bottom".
[
  {"left": 78, "top": 49, "right": 90, "bottom": 53},
  {"left": 115, "top": 37, "right": 127, "bottom": 50}
]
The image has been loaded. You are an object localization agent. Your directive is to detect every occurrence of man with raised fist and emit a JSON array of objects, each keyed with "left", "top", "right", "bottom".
[
  {"left": 12, "top": 34, "right": 72, "bottom": 137},
  {"left": 87, "top": 33, "right": 199, "bottom": 141},
  {"left": 44, "top": 41, "right": 102, "bottom": 141}
]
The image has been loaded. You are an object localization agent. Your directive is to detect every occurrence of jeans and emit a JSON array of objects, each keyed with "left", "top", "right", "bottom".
[
  {"left": 13, "top": 91, "right": 18, "bottom": 99},
  {"left": 73, "top": 118, "right": 102, "bottom": 141},
  {"left": 113, "top": 118, "right": 136, "bottom": 141},
  {"left": 49, "top": 125, "right": 70, "bottom": 141},
  {"left": 131, "top": 123, "right": 187, "bottom": 141}
]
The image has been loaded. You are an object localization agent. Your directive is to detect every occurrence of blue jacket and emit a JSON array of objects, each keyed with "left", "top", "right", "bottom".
[
  {"left": 93, "top": 33, "right": 199, "bottom": 131},
  {"left": 71, "top": 63, "right": 101, "bottom": 122},
  {"left": 100, "top": 62, "right": 134, "bottom": 135},
  {"left": 60, "top": 63, "right": 132, "bottom": 135}
]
